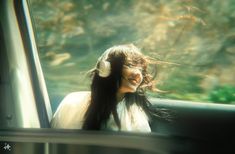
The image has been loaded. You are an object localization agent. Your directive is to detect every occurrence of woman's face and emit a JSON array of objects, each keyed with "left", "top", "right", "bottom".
[{"left": 118, "top": 62, "right": 144, "bottom": 94}]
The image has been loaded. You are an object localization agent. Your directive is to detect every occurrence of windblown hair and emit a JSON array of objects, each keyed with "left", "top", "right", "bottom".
[{"left": 82, "top": 44, "right": 157, "bottom": 130}]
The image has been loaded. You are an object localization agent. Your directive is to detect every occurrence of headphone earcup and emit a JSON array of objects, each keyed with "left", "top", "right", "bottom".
[{"left": 98, "top": 60, "right": 111, "bottom": 77}]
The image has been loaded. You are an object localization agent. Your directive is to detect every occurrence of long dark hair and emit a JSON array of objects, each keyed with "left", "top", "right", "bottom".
[{"left": 82, "top": 44, "right": 156, "bottom": 130}]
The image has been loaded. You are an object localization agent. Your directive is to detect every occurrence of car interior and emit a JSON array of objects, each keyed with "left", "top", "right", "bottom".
[{"left": 1, "top": 0, "right": 235, "bottom": 154}]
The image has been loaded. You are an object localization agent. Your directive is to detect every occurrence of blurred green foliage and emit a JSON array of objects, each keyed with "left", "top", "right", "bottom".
[
  {"left": 161, "top": 71, "right": 203, "bottom": 94},
  {"left": 208, "top": 85, "right": 235, "bottom": 104}
]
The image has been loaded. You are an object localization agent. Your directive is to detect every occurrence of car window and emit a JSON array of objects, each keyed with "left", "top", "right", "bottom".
[{"left": 28, "top": 0, "right": 235, "bottom": 113}]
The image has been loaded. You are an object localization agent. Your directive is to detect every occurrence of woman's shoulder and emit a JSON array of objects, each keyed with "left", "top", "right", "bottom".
[
  {"left": 54, "top": 91, "right": 91, "bottom": 119},
  {"left": 62, "top": 91, "right": 91, "bottom": 105},
  {"left": 51, "top": 91, "right": 91, "bottom": 129}
]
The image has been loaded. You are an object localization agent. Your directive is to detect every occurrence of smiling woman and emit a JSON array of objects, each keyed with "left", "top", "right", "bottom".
[{"left": 50, "top": 44, "right": 158, "bottom": 132}]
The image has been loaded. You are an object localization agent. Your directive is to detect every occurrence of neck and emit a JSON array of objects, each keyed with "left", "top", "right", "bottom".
[{"left": 116, "top": 92, "right": 124, "bottom": 102}]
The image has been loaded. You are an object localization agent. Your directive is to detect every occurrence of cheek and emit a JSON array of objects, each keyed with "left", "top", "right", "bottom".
[{"left": 122, "top": 68, "right": 129, "bottom": 77}]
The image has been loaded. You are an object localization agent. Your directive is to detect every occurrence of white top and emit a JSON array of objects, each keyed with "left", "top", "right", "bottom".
[{"left": 50, "top": 91, "right": 151, "bottom": 132}]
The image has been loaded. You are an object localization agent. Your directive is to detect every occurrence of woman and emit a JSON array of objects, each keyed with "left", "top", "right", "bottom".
[{"left": 50, "top": 44, "right": 157, "bottom": 132}]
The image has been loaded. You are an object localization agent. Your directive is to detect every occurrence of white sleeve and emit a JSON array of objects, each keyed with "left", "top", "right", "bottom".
[{"left": 50, "top": 91, "right": 90, "bottom": 129}]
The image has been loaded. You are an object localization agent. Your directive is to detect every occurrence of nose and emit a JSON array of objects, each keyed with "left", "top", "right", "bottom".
[
  {"left": 131, "top": 69, "right": 143, "bottom": 82},
  {"left": 133, "top": 71, "right": 140, "bottom": 78}
]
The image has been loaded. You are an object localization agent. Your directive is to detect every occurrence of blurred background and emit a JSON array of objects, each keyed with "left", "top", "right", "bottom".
[{"left": 29, "top": 0, "right": 235, "bottom": 112}]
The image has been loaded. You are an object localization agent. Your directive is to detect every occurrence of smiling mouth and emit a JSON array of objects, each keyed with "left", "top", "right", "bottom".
[{"left": 128, "top": 78, "right": 140, "bottom": 85}]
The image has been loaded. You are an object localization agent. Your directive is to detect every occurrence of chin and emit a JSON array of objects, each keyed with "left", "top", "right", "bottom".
[
  {"left": 127, "top": 87, "right": 138, "bottom": 93},
  {"left": 120, "top": 84, "right": 139, "bottom": 93}
]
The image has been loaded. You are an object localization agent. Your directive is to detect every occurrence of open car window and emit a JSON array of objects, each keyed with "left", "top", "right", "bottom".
[
  {"left": 29, "top": 0, "right": 235, "bottom": 112},
  {"left": 27, "top": 0, "right": 235, "bottom": 139}
]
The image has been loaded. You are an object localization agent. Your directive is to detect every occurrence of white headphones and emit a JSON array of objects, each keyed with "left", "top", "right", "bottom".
[{"left": 97, "top": 49, "right": 111, "bottom": 77}]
